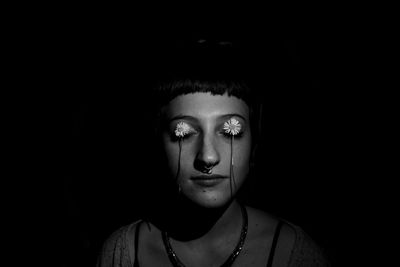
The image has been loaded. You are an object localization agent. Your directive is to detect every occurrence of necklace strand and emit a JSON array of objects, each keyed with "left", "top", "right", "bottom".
[{"left": 162, "top": 204, "right": 248, "bottom": 267}]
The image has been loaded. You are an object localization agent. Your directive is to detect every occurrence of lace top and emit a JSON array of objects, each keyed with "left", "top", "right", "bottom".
[{"left": 97, "top": 220, "right": 330, "bottom": 267}]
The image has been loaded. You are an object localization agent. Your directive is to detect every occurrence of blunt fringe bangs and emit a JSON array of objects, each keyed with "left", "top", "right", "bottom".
[
  {"left": 151, "top": 77, "right": 262, "bottom": 149},
  {"left": 154, "top": 78, "right": 254, "bottom": 109}
]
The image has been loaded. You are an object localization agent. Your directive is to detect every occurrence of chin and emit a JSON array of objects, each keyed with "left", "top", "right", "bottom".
[{"left": 185, "top": 190, "right": 234, "bottom": 209}]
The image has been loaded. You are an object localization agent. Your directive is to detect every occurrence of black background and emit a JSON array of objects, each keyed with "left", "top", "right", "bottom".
[{"left": 15, "top": 6, "right": 381, "bottom": 267}]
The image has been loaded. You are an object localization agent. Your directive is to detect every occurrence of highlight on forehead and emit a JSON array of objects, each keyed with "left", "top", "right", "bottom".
[
  {"left": 151, "top": 78, "right": 262, "bottom": 146},
  {"left": 168, "top": 113, "right": 248, "bottom": 124},
  {"left": 162, "top": 92, "right": 250, "bottom": 128}
]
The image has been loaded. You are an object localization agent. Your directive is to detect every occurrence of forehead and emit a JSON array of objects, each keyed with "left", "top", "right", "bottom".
[{"left": 164, "top": 92, "right": 249, "bottom": 120}]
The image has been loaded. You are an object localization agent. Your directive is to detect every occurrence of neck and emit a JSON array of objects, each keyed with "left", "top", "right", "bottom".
[{"left": 153, "top": 196, "right": 243, "bottom": 242}]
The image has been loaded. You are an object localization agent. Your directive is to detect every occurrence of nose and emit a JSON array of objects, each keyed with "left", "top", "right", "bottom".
[{"left": 194, "top": 133, "right": 220, "bottom": 172}]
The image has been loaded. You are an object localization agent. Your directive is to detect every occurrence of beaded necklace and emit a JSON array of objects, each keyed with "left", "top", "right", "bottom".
[{"left": 161, "top": 204, "right": 248, "bottom": 267}]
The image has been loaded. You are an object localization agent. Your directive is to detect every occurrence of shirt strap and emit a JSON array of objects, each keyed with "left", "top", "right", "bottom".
[
  {"left": 133, "top": 221, "right": 142, "bottom": 267},
  {"left": 266, "top": 220, "right": 284, "bottom": 267}
]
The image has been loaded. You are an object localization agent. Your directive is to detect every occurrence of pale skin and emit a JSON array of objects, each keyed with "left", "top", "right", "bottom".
[
  {"left": 162, "top": 92, "right": 252, "bottom": 208},
  {"left": 129, "top": 93, "right": 296, "bottom": 266}
]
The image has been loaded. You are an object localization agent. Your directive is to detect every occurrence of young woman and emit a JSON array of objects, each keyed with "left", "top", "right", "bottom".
[{"left": 97, "top": 41, "right": 330, "bottom": 267}]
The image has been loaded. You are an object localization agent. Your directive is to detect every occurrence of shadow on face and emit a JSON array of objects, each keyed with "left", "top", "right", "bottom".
[{"left": 160, "top": 92, "right": 252, "bottom": 208}]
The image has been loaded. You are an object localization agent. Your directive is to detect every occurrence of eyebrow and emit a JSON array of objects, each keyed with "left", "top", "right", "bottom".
[{"left": 168, "top": 113, "right": 247, "bottom": 123}]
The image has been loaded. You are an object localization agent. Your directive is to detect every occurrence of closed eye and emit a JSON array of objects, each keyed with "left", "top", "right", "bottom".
[
  {"left": 171, "top": 121, "right": 198, "bottom": 141},
  {"left": 220, "top": 130, "right": 244, "bottom": 138},
  {"left": 171, "top": 131, "right": 197, "bottom": 141}
]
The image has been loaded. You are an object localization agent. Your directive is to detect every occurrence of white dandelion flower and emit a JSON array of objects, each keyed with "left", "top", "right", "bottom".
[
  {"left": 223, "top": 118, "right": 242, "bottom": 136},
  {"left": 175, "top": 121, "right": 191, "bottom": 137}
]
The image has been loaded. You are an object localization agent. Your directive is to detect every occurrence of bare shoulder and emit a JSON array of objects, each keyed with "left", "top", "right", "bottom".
[
  {"left": 127, "top": 220, "right": 168, "bottom": 263},
  {"left": 244, "top": 206, "right": 296, "bottom": 267},
  {"left": 285, "top": 224, "right": 331, "bottom": 267},
  {"left": 274, "top": 222, "right": 297, "bottom": 267},
  {"left": 124, "top": 220, "right": 143, "bottom": 245},
  {"left": 245, "top": 208, "right": 330, "bottom": 267},
  {"left": 245, "top": 206, "right": 295, "bottom": 240}
]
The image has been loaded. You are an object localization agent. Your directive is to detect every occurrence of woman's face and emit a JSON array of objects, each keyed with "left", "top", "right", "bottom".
[{"left": 161, "top": 92, "right": 252, "bottom": 208}]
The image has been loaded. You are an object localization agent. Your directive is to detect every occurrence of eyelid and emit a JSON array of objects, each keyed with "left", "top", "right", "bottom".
[
  {"left": 222, "top": 117, "right": 242, "bottom": 136},
  {"left": 171, "top": 118, "right": 245, "bottom": 137},
  {"left": 173, "top": 121, "right": 197, "bottom": 137}
]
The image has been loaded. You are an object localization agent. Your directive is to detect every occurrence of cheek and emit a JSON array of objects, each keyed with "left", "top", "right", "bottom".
[
  {"left": 162, "top": 137, "right": 178, "bottom": 170},
  {"left": 233, "top": 139, "right": 252, "bottom": 171},
  {"left": 162, "top": 138, "right": 194, "bottom": 176}
]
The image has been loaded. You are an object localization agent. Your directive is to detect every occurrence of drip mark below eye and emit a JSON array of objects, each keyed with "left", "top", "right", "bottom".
[
  {"left": 174, "top": 121, "right": 191, "bottom": 138},
  {"left": 223, "top": 118, "right": 242, "bottom": 136}
]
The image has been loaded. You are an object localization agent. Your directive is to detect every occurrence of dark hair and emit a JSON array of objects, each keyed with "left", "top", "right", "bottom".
[
  {"left": 155, "top": 78, "right": 252, "bottom": 107},
  {"left": 149, "top": 39, "right": 263, "bottom": 145},
  {"left": 152, "top": 78, "right": 262, "bottom": 147},
  {"left": 139, "top": 40, "right": 265, "bottom": 218}
]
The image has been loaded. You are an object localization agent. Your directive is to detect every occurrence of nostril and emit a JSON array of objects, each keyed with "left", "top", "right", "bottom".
[
  {"left": 201, "top": 166, "right": 213, "bottom": 174},
  {"left": 194, "top": 135, "right": 220, "bottom": 172},
  {"left": 194, "top": 159, "right": 217, "bottom": 173}
]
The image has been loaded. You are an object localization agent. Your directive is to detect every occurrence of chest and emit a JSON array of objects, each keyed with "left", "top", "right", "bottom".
[{"left": 138, "top": 234, "right": 286, "bottom": 267}]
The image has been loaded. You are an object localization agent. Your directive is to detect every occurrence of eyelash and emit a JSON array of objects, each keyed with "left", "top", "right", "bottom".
[
  {"left": 171, "top": 132, "right": 243, "bottom": 141},
  {"left": 171, "top": 126, "right": 243, "bottom": 140},
  {"left": 220, "top": 130, "right": 244, "bottom": 138}
]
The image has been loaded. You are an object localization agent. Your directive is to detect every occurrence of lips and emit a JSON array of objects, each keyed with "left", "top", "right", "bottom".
[
  {"left": 191, "top": 174, "right": 228, "bottom": 181},
  {"left": 190, "top": 174, "right": 228, "bottom": 187}
]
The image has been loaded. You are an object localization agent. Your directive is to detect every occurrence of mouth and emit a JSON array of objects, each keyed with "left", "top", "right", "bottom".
[
  {"left": 190, "top": 174, "right": 228, "bottom": 187},
  {"left": 191, "top": 174, "right": 228, "bottom": 180}
]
